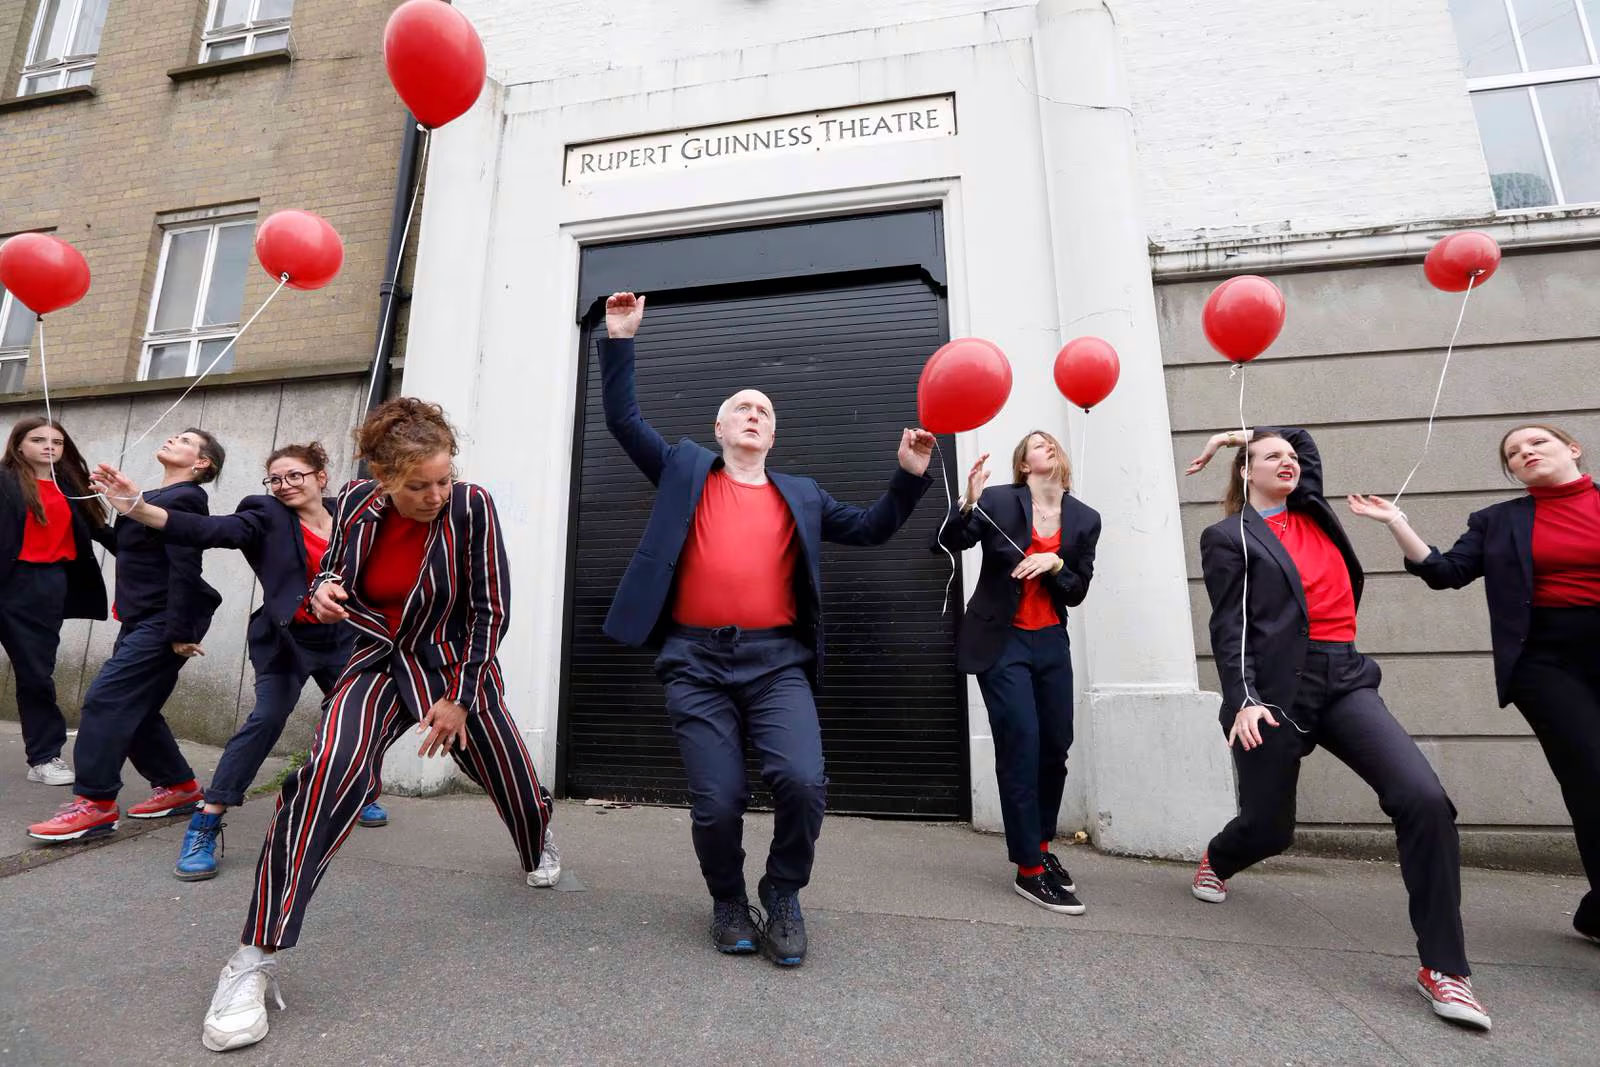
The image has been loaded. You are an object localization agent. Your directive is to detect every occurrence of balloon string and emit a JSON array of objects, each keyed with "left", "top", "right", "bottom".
[
  {"left": 363, "top": 124, "right": 431, "bottom": 418},
  {"left": 972, "top": 503, "right": 1028, "bottom": 559},
  {"left": 1391, "top": 274, "right": 1479, "bottom": 508},
  {"left": 1077, "top": 409, "right": 1089, "bottom": 501},
  {"left": 932, "top": 438, "right": 958, "bottom": 615}
]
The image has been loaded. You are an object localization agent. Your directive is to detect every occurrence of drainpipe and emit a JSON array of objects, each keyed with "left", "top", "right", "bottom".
[{"left": 363, "top": 113, "right": 425, "bottom": 420}]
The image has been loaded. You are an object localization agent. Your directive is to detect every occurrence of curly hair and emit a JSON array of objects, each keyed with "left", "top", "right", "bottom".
[
  {"left": 355, "top": 398, "right": 457, "bottom": 482},
  {"left": 266, "top": 439, "right": 329, "bottom": 473}
]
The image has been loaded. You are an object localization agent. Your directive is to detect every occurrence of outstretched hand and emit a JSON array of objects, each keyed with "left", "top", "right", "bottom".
[
  {"left": 965, "top": 453, "right": 990, "bottom": 505},
  {"left": 605, "top": 292, "right": 646, "bottom": 338},
  {"left": 1346, "top": 493, "right": 1402, "bottom": 524},
  {"left": 90, "top": 464, "right": 142, "bottom": 514},
  {"left": 897, "top": 428, "right": 936, "bottom": 476}
]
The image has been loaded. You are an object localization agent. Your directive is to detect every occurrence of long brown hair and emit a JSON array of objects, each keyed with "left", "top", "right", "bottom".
[
  {"left": 3, "top": 417, "right": 108, "bottom": 528},
  {"left": 356, "top": 398, "right": 458, "bottom": 483},
  {"left": 1497, "top": 423, "right": 1585, "bottom": 480},
  {"left": 1221, "top": 430, "right": 1288, "bottom": 516},
  {"left": 1010, "top": 430, "right": 1072, "bottom": 490}
]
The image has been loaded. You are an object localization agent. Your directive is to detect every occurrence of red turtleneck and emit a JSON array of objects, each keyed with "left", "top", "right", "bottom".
[{"left": 1530, "top": 474, "right": 1600, "bottom": 607}]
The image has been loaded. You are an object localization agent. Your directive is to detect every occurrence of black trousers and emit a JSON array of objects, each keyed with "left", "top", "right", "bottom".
[
  {"left": 1207, "top": 642, "right": 1470, "bottom": 975},
  {"left": 0, "top": 562, "right": 69, "bottom": 767},
  {"left": 1510, "top": 606, "right": 1600, "bottom": 936},
  {"left": 72, "top": 616, "right": 197, "bottom": 801}
]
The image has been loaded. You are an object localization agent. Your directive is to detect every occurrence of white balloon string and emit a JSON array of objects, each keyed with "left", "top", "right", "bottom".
[
  {"left": 1077, "top": 409, "right": 1089, "bottom": 500},
  {"left": 933, "top": 438, "right": 958, "bottom": 615},
  {"left": 1391, "top": 274, "right": 1479, "bottom": 508},
  {"left": 363, "top": 124, "right": 431, "bottom": 418},
  {"left": 972, "top": 503, "right": 1028, "bottom": 559}
]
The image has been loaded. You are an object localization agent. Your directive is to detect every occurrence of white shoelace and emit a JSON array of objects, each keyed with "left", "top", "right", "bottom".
[
  {"left": 1425, "top": 971, "right": 1480, "bottom": 1007},
  {"left": 209, "top": 957, "right": 284, "bottom": 1019}
]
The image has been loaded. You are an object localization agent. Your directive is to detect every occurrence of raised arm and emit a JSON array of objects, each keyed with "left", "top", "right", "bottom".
[
  {"left": 448, "top": 484, "right": 511, "bottom": 714},
  {"left": 1259, "top": 426, "right": 1324, "bottom": 501},
  {"left": 598, "top": 292, "right": 671, "bottom": 485},
  {"left": 94, "top": 463, "right": 271, "bottom": 550},
  {"left": 931, "top": 451, "right": 991, "bottom": 553},
  {"left": 823, "top": 430, "right": 935, "bottom": 546}
]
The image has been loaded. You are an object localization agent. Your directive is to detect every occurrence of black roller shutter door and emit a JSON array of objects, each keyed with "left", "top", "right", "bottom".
[{"left": 561, "top": 227, "right": 966, "bottom": 818}]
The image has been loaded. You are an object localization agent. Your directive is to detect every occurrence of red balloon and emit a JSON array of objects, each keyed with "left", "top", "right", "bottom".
[
  {"left": 1424, "top": 231, "right": 1501, "bottom": 292},
  {"left": 917, "top": 338, "right": 1013, "bottom": 434},
  {"left": 1202, "top": 275, "right": 1286, "bottom": 363},
  {"left": 255, "top": 210, "right": 344, "bottom": 291},
  {"left": 1053, "top": 337, "right": 1120, "bottom": 410},
  {"left": 0, "top": 233, "right": 91, "bottom": 316},
  {"left": 384, "top": 0, "right": 487, "bottom": 129}
]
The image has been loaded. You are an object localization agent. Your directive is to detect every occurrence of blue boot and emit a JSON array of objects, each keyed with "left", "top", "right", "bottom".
[
  {"left": 174, "top": 811, "right": 224, "bottom": 881},
  {"left": 358, "top": 801, "right": 389, "bottom": 827}
]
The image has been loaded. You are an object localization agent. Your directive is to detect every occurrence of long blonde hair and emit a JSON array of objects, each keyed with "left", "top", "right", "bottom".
[{"left": 1011, "top": 430, "right": 1072, "bottom": 490}]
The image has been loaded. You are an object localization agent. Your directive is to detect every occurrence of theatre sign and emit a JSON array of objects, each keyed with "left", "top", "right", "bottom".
[{"left": 563, "top": 95, "right": 957, "bottom": 185}]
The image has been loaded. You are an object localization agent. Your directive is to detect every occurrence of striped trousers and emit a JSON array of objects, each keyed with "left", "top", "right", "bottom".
[{"left": 243, "top": 667, "right": 548, "bottom": 949}]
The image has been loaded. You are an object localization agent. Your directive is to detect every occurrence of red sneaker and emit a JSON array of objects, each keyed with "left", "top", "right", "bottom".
[
  {"left": 1191, "top": 850, "right": 1227, "bottom": 903},
  {"left": 1416, "top": 968, "right": 1491, "bottom": 1031},
  {"left": 128, "top": 783, "right": 203, "bottom": 819},
  {"left": 28, "top": 797, "right": 119, "bottom": 842}
]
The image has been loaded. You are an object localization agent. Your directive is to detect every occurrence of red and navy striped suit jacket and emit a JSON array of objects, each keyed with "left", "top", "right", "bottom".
[{"left": 312, "top": 478, "right": 510, "bottom": 718}]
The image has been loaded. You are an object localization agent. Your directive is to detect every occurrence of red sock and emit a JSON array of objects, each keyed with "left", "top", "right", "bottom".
[
  {"left": 78, "top": 796, "right": 116, "bottom": 811},
  {"left": 172, "top": 778, "right": 200, "bottom": 793},
  {"left": 1040, "top": 840, "right": 1051, "bottom": 852},
  {"left": 1018, "top": 864, "right": 1045, "bottom": 878}
]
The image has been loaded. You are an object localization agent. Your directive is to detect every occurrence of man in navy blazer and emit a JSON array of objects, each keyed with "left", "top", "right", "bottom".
[{"left": 598, "top": 291, "right": 934, "bottom": 967}]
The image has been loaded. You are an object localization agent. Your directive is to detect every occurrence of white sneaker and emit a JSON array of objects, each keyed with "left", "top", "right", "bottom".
[
  {"left": 526, "top": 826, "right": 561, "bottom": 888},
  {"left": 26, "top": 757, "right": 74, "bottom": 786},
  {"left": 202, "top": 946, "right": 284, "bottom": 1052}
]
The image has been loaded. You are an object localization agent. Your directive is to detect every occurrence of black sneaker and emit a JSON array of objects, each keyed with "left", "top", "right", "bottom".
[
  {"left": 1040, "top": 850, "right": 1075, "bottom": 892},
  {"left": 1014, "top": 871, "right": 1085, "bottom": 915},
  {"left": 711, "top": 897, "right": 762, "bottom": 954},
  {"left": 758, "top": 876, "right": 807, "bottom": 967}
]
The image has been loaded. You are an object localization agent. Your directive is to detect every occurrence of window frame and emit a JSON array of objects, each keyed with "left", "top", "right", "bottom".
[
  {"left": 0, "top": 286, "right": 32, "bottom": 393},
  {"left": 1456, "top": 0, "right": 1600, "bottom": 210},
  {"left": 17, "top": 0, "right": 106, "bottom": 96},
  {"left": 138, "top": 216, "right": 257, "bottom": 382},
  {"left": 200, "top": 0, "right": 293, "bottom": 63}
]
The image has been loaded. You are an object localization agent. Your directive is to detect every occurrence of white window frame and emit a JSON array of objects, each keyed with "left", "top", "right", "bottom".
[
  {"left": 200, "top": 0, "right": 293, "bottom": 63},
  {"left": 0, "top": 287, "right": 32, "bottom": 393},
  {"left": 17, "top": 0, "right": 106, "bottom": 96},
  {"left": 1457, "top": 0, "right": 1600, "bottom": 210},
  {"left": 138, "top": 216, "right": 256, "bottom": 381}
]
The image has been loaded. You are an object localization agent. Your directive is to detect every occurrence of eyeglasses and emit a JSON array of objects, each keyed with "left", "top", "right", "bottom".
[{"left": 262, "top": 470, "right": 315, "bottom": 489}]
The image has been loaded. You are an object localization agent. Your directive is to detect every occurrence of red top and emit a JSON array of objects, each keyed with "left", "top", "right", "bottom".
[
  {"left": 1012, "top": 527, "right": 1063, "bottom": 630},
  {"left": 19, "top": 479, "right": 77, "bottom": 564},
  {"left": 1530, "top": 474, "right": 1600, "bottom": 607},
  {"left": 361, "top": 509, "right": 431, "bottom": 635},
  {"left": 672, "top": 469, "right": 799, "bottom": 629},
  {"left": 293, "top": 522, "right": 332, "bottom": 625},
  {"left": 1261, "top": 508, "right": 1357, "bottom": 641}
]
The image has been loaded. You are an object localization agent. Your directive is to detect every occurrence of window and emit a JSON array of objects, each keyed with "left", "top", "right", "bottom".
[
  {"left": 140, "top": 217, "right": 255, "bottom": 381},
  {"left": 17, "top": 0, "right": 108, "bottom": 95},
  {"left": 201, "top": 0, "right": 294, "bottom": 62},
  {"left": 1448, "top": 0, "right": 1600, "bottom": 210},
  {"left": 0, "top": 284, "right": 36, "bottom": 392}
]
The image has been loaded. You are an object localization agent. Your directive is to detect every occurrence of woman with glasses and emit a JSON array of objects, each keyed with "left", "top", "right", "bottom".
[{"left": 91, "top": 441, "right": 390, "bottom": 880}]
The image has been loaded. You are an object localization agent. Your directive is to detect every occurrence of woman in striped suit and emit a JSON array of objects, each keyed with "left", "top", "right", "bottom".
[{"left": 199, "top": 399, "right": 553, "bottom": 1053}]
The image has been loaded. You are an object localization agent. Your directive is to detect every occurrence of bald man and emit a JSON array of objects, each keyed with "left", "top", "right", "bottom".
[{"left": 598, "top": 292, "right": 934, "bottom": 967}]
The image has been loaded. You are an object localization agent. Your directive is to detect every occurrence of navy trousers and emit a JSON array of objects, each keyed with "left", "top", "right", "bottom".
[
  {"left": 0, "top": 562, "right": 69, "bottom": 767},
  {"left": 654, "top": 626, "right": 827, "bottom": 901},
  {"left": 1207, "top": 642, "right": 1469, "bottom": 975},
  {"left": 205, "top": 627, "right": 350, "bottom": 807},
  {"left": 72, "top": 615, "right": 197, "bottom": 801},
  {"left": 975, "top": 625, "right": 1074, "bottom": 868}
]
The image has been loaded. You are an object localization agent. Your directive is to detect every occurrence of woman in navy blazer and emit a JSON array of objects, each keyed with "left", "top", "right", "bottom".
[
  {"left": 0, "top": 417, "right": 111, "bottom": 785},
  {"left": 28, "top": 429, "right": 225, "bottom": 843},
  {"left": 936, "top": 430, "right": 1098, "bottom": 915},
  {"left": 1351, "top": 422, "right": 1600, "bottom": 945},
  {"left": 94, "top": 440, "right": 389, "bottom": 881},
  {"left": 1190, "top": 426, "right": 1488, "bottom": 1031},
  {"left": 197, "top": 399, "right": 552, "bottom": 1054}
]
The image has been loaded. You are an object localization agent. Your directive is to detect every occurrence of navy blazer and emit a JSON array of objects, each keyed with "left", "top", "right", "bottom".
[
  {"left": 160, "top": 494, "right": 353, "bottom": 673},
  {"left": 598, "top": 336, "right": 933, "bottom": 688},
  {"left": 108, "top": 481, "right": 221, "bottom": 644},
  {"left": 311, "top": 479, "right": 511, "bottom": 718},
  {"left": 1403, "top": 484, "right": 1600, "bottom": 707},
  {"left": 934, "top": 482, "right": 1100, "bottom": 674},
  {"left": 1199, "top": 427, "right": 1365, "bottom": 720},
  {"left": 0, "top": 467, "right": 113, "bottom": 620}
]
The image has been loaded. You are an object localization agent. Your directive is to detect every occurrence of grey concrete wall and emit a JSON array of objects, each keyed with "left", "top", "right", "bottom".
[
  {"left": 0, "top": 374, "right": 366, "bottom": 756},
  {"left": 1159, "top": 244, "right": 1600, "bottom": 860}
]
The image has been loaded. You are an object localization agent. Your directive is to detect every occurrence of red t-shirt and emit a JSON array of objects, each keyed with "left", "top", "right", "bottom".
[
  {"left": 671, "top": 469, "right": 799, "bottom": 629},
  {"left": 361, "top": 510, "right": 431, "bottom": 635},
  {"left": 293, "top": 522, "right": 332, "bottom": 625},
  {"left": 1530, "top": 474, "right": 1600, "bottom": 607},
  {"left": 19, "top": 479, "right": 77, "bottom": 564},
  {"left": 1012, "top": 527, "right": 1063, "bottom": 630},
  {"left": 1261, "top": 508, "right": 1357, "bottom": 642}
]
